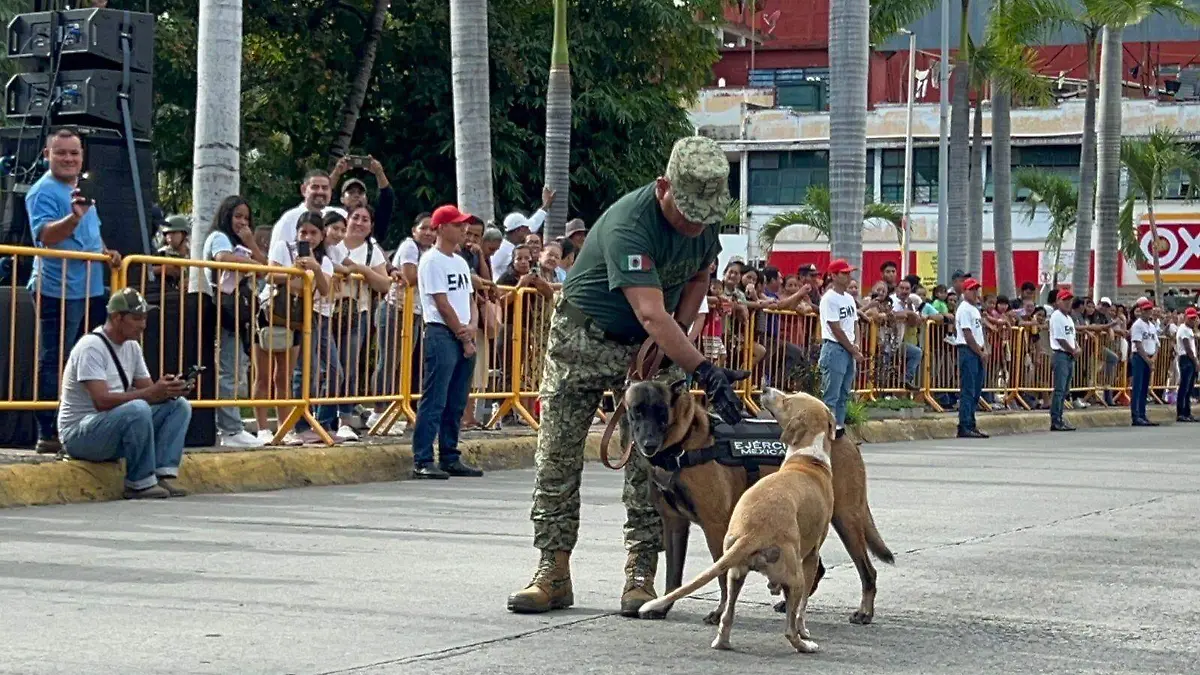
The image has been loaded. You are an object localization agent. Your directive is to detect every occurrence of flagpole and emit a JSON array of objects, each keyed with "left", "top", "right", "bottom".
[{"left": 901, "top": 29, "right": 916, "bottom": 279}]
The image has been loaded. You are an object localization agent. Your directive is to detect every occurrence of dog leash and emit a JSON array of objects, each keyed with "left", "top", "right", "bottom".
[{"left": 599, "top": 338, "right": 665, "bottom": 470}]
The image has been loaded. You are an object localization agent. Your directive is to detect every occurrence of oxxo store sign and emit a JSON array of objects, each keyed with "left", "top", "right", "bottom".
[{"left": 1134, "top": 214, "right": 1200, "bottom": 284}]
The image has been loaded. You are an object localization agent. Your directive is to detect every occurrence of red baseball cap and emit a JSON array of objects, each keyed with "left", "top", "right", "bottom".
[
  {"left": 430, "top": 204, "right": 475, "bottom": 229},
  {"left": 1185, "top": 307, "right": 1198, "bottom": 318},
  {"left": 1136, "top": 299, "right": 1154, "bottom": 310},
  {"left": 827, "top": 259, "right": 857, "bottom": 275},
  {"left": 1057, "top": 289, "right": 1074, "bottom": 301},
  {"left": 961, "top": 278, "right": 982, "bottom": 291}
]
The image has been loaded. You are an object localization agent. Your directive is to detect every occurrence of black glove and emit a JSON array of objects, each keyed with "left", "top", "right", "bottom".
[{"left": 694, "top": 361, "right": 750, "bottom": 425}]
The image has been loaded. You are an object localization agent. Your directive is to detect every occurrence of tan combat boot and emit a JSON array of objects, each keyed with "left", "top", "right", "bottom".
[
  {"left": 507, "top": 550, "right": 573, "bottom": 613},
  {"left": 619, "top": 551, "right": 658, "bottom": 617}
]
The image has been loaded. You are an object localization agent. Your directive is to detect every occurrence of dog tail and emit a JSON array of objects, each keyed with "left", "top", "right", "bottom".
[
  {"left": 863, "top": 509, "right": 895, "bottom": 565},
  {"left": 638, "top": 536, "right": 762, "bottom": 616}
]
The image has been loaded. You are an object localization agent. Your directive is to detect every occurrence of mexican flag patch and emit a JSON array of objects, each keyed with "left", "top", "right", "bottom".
[{"left": 624, "top": 254, "right": 654, "bottom": 272}]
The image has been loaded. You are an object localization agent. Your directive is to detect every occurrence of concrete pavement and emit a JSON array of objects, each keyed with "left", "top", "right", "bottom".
[{"left": 1, "top": 425, "right": 1198, "bottom": 674}]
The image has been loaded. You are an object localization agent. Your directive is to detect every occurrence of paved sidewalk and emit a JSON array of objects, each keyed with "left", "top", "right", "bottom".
[{"left": 1, "top": 424, "right": 1197, "bottom": 674}]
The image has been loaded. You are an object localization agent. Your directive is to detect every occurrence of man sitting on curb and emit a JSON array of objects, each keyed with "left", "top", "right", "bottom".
[{"left": 58, "top": 288, "right": 193, "bottom": 499}]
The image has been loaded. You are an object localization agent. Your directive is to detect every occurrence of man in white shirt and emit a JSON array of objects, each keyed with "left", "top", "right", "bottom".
[
  {"left": 269, "top": 169, "right": 333, "bottom": 250},
  {"left": 818, "top": 259, "right": 864, "bottom": 438},
  {"left": 889, "top": 277, "right": 923, "bottom": 390},
  {"left": 1175, "top": 306, "right": 1198, "bottom": 423},
  {"left": 1129, "top": 299, "right": 1159, "bottom": 426},
  {"left": 1048, "top": 289, "right": 1079, "bottom": 431},
  {"left": 411, "top": 204, "right": 483, "bottom": 480},
  {"left": 58, "top": 289, "right": 193, "bottom": 499},
  {"left": 955, "top": 278, "right": 988, "bottom": 438},
  {"left": 491, "top": 186, "right": 555, "bottom": 282}
]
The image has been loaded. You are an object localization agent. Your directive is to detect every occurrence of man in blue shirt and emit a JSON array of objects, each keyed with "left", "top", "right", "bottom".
[{"left": 25, "top": 127, "right": 121, "bottom": 454}]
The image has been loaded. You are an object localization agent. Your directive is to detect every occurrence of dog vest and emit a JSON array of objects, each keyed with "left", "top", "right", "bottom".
[{"left": 649, "top": 416, "right": 786, "bottom": 483}]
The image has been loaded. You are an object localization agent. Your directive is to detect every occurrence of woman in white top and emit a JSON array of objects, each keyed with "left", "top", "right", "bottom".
[
  {"left": 334, "top": 205, "right": 391, "bottom": 435},
  {"left": 255, "top": 211, "right": 334, "bottom": 444},
  {"left": 203, "top": 196, "right": 269, "bottom": 448}
]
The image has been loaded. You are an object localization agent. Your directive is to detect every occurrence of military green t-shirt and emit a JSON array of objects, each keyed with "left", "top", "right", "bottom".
[{"left": 562, "top": 182, "right": 721, "bottom": 339}]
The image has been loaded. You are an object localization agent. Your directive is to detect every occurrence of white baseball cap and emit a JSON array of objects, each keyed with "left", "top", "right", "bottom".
[
  {"left": 1099, "top": 296, "right": 1112, "bottom": 306},
  {"left": 503, "top": 212, "right": 531, "bottom": 233}
]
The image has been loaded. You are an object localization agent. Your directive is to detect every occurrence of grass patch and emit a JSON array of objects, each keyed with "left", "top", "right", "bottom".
[{"left": 863, "top": 397, "right": 924, "bottom": 411}]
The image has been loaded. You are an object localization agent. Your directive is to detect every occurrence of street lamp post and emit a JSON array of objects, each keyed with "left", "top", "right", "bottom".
[{"left": 900, "top": 28, "right": 916, "bottom": 279}]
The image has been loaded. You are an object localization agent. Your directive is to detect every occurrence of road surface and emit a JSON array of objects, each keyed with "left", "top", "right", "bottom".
[{"left": 2, "top": 425, "right": 1198, "bottom": 674}]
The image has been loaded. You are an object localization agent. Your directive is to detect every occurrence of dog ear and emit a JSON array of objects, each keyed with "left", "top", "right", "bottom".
[{"left": 669, "top": 378, "right": 689, "bottom": 402}]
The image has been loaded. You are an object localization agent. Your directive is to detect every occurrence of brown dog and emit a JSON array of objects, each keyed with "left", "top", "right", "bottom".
[
  {"left": 638, "top": 388, "right": 835, "bottom": 653},
  {"left": 625, "top": 380, "right": 893, "bottom": 625}
]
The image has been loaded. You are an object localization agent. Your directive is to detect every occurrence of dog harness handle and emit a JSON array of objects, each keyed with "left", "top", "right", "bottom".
[{"left": 599, "top": 339, "right": 665, "bottom": 470}]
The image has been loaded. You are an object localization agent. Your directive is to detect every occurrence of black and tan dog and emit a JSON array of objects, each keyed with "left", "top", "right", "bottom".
[{"left": 626, "top": 380, "right": 894, "bottom": 625}]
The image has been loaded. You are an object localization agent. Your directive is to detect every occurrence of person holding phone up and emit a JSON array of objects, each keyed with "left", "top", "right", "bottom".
[
  {"left": 25, "top": 127, "right": 124, "bottom": 455},
  {"left": 57, "top": 288, "right": 192, "bottom": 499}
]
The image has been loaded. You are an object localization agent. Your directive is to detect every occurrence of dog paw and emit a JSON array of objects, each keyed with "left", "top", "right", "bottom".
[
  {"left": 795, "top": 639, "right": 819, "bottom": 654},
  {"left": 638, "top": 606, "right": 669, "bottom": 620},
  {"left": 849, "top": 611, "right": 874, "bottom": 625},
  {"left": 703, "top": 609, "right": 723, "bottom": 625},
  {"left": 773, "top": 600, "right": 787, "bottom": 614},
  {"left": 710, "top": 637, "right": 732, "bottom": 650},
  {"left": 799, "top": 626, "right": 811, "bottom": 640}
]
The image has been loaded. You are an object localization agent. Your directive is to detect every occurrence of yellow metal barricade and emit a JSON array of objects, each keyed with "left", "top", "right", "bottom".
[
  {"left": 0, "top": 245, "right": 118, "bottom": 413},
  {"left": 1151, "top": 340, "right": 1177, "bottom": 404},
  {"left": 121, "top": 255, "right": 328, "bottom": 445},
  {"left": 751, "top": 308, "right": 819, "bottom": 397},
  {"left": 870, "top": 316, "right": 923, "bottom": 398}
]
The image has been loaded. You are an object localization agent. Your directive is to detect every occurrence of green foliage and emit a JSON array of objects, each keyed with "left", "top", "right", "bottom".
[
  {"left": 845, "top": 399, "right": 869, "bottom": 427},
  {"left": 137, "top": 0, "right": 722, "bottom": 246},
  {"left": 1121, "top": 127, "right": 1200, "bottom": 203},
  {"left": 864, "top": 397, "right": 924, "bottom": 410},
  {"left": 758, "top": 185, "right": 902, "bottom": 254}
]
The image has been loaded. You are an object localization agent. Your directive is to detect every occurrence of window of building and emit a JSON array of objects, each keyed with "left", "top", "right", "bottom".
[
  {"left": 879, "top": 148, "right": 939, "bottom": 204},
  {"left": 1012, "top": 145, "right": 1081, "bottom": 200},
  {"left": 1164, "top": 168, "right": 1194, "bottom": 199},
  {"left": 777, "top": 83, "right": 825, "bottom": 112},
  {"left": 747, "top": 150, "right": 829, "bottom": 206}
]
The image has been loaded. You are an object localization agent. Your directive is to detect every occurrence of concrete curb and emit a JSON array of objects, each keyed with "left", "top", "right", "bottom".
[{"left": 0, "top": 407, "right": 1177, "bottom": 509}]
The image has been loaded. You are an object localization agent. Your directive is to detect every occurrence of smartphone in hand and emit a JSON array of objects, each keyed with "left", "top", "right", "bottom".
[
  {"left": 347, "top": 155, "right": 371, "bottom": 170},
  {"left": 297, "top": 241, "right": 311, "bottom": 258},
  {"left": 76, "top": 173, "right": 96, "bottom": 204}
]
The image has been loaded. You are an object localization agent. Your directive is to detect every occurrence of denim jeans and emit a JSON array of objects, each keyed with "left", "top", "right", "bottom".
[
  {"left": 335, "top": 311, "right": 366, "bottom": 416},
  {"left": 957, "top": 346, "right": 985, "bottom": 431},
  {"left": 818, "top": 341, "right": 855, "bottom": 428},
  {"left": 215, "top": 327, "right": 249, "bottom": 435},
  {"left": 411, "top": 324, "right": 476, "bottom": 466},
  {"left": 373, "top": 302, "right": 400, "bottom": 395},
  {"left": 902, "top": 343, "right": 922, "bottom": 387},
  {"left": 1130, "top": 356, "right": 1152, "bottom": 422},
  {"left": 1050, "top": 350, "right": 1074, "bottom": 425},
  {"left": 295, "top": 315, "right": 343, "bottom": 433},
  {"left": 61, "top": 397, "right": 191, "bottom": 489},
  {"left": 37, "top": 294, "right": 108, "bottom": 440},
  {"left": 1178, "top": 356, "right": 1197, "bottom": 419}
]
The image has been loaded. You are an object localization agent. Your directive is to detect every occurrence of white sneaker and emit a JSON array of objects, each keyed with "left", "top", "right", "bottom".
[
  {"left": 281, "top": 431, "right": 305, "bottom": 447},
  {"left": 257, "top": 429, "right": 275, "bottom": 444},
  {"left": 366, "top": 411, "right": 384, "bottom": 428},
  {"left": 336, "top": 425, "right": 360, "bottom": 441},
  {"left": 221, "top": 430, "right": 266, "bottom": 449}
]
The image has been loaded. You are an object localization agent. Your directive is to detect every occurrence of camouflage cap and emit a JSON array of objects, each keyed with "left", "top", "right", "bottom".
[
  {"left": 665, "top": 136, "right": 731, "bottom": 226},
  {"left": 107, "top": 287, "right": 157, "bottom": 315},
  {"left": 162, "top": 215, "right": 191, "bottom": 233}
]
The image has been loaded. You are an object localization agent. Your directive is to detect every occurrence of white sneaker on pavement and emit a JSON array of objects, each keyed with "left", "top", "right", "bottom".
[
  {"left": 336, "top": 425, "right": 360, "bottom": 441},
  {"left": 257, "top": 429, "right": 275, "bottom": 444},
  {"left": 282, "top": 431, "right": 305, "bottom": 447},
  {"left": 221, "top": 430, "right": 266, "bottom": 448}
]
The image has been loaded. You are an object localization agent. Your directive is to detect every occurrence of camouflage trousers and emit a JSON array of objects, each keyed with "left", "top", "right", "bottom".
[{"left": 531, "top": 298, "right": 682, "bottom": 554}]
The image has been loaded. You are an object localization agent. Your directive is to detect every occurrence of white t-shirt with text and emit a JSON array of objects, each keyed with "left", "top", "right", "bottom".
[
  {"left": 58, "top": 330, "right": 152, "bottom": 433},
  {"left": 955, "top": 301, "right": 983, "bottom": 347},
  {"left": 1049, "top": 309, "right": 1077, "bottom": 352},
  {"left": 1175, "top": 323, "right": 1195, "bottom": 358},
  {"left": 1131, "top": 318, "right": 1159, "bottom": 357},
  {"left": 819, "top": 289, "right": 857, "bottom": 344},
  {"left": 418, "top": 249, "right": 474, "bottom": 327}
]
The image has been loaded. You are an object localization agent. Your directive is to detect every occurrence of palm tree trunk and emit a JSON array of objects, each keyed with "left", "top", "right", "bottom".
[
  {"left": 189, "top": 0, "right": 242, "bottom": 292},
  {"left": 828, "top": 0, "right": 869, "bottom": 269},
  {"left": 542, "top": 0, "right": 571, "bottom": 240},
  {"left": 450, "top": 0, "right": 496, "bottom": 223},
  {"left": 1146, "top": 200, "right": 1165, "bottom": 299},
  {"left": 1070, "top": 33, "right": 1098, "bottom": 296},
  {"left": 329, "top": 0, "right": 389, "bottom": 160},
  {"left": 1093, "top": 25, "right": 1123, "bottom": 301},
  {"left": 946, "top": 0, "right": 971, "bottom": 274},
  {"left": 991, "top": 81, "right": 1014, "bottom": 298},
  {"left": 968, "top": 97, "right": 984, "bottom": 279}
]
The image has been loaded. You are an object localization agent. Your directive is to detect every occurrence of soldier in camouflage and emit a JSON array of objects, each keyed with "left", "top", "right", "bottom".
[{"left": 506, "top": 136, "right": 749, "bottom": 617}]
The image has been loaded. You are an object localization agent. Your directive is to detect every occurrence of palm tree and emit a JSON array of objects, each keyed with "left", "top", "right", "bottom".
[
  {"left": 450, "top": 0, "right": 496, "bottom": 223},
  {"left": 758, "top": 186, "right": 903, "bottom": 255},
  {"left": 946, "top": 0, "right": 973, "bottom": 275},
  {"left": 329, "top": 0, "right": 390, "bottom": 160},
  {"left": 828, "top": 0, "right": 871, "bottom": 270},
  {"left": 1015, "top": 169, "right": 1078, "bottom": 287},
  {"left": 542, "top": 0, "right": 571, "bottom": 240},
  {"left": 1120, "top": 127, "right": 1200, "bottom": 299},
  {"left": 1091, "top": 0, "right": 1200, "bottom": 299},
  {"left": 190, "top": 0, "right": 242, "bottom": 291}
]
